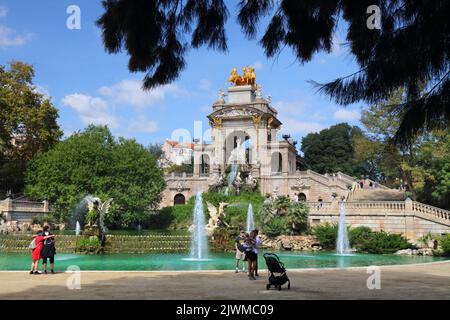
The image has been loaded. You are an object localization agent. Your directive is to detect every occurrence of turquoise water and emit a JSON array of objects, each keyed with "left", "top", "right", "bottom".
[{"left": 0, "top": 251, "right": 446, "bottom": 271}]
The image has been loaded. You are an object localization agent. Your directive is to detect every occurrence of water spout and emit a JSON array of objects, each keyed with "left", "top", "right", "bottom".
[
  {"left": 225, "top": 164, "right": 239, "bottom": 196},
  {"left": 336, "top": 202, "right": 351, "bottom": 255},
  {"left": 246, "top": 203, "right": 254, "bottom": 233},
  {"left": 189, "top": 192, "right": 208, "bottom": 260},
  {"left": 75, "top": 221, "right": 81, "bottom": 236}
]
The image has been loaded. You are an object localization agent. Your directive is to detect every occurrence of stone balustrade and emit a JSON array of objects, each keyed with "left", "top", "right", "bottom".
[
  {"left": 412, "top": 201, "right": 450, "bottom": 222},
  {"left": 305, "top": 199, "right": 450, "bottom": 227},
  {"left": 12, "top": 201, "right": 49, "bottom": 213}
]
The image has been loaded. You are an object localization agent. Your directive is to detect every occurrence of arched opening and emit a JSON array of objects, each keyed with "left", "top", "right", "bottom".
[
  {"left": 174, "top": 193, "right": 186, "bottom": 205},
  {"left": 271, "top": 152, "right": 282, "bottom": 174},
  {"left": 225, "top": 130, "right": 253, "bottom": 165},
  {"left": 200, "top": 154, "right": 210, "bottom": 176},
  {"left": 298, "top": 193, "right": 307, "bottom": 201}
]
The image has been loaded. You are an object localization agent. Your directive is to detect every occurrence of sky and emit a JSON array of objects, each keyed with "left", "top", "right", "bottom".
[{"left": 0, "top": 0, "right": 364, "bottom": 149}]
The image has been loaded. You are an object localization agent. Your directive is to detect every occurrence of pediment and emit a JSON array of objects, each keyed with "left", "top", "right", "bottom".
[{"left": 208, "top": 106, "right": 263, "bottom": 119}]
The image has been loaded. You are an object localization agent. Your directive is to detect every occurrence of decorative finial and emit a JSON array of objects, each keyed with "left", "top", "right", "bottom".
[
  {"left": 255, "top": 85, "right": 262, "bottom": 99},
  {"left": 217, "top": 89, "right": 225, "bottom": 103}
]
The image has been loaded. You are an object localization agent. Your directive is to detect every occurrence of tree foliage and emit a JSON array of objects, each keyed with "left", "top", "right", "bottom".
[
  {"left": 25, "top": 125, "right": 166, "bottom": 227},
  {"left": 259, "top": 196, "right": 309, "bottom": 236},
  {"left": 98, "top": 0, "right": 449, "bottom": 144},
  {"left": 301, "top": 123, "right": 365, "bottom": 176},
  {"left": 0, "top": 61, "right": 62, "bottom": 195},
  {"left": 355, "top": 89, "right": 450, "bottom": 208}
]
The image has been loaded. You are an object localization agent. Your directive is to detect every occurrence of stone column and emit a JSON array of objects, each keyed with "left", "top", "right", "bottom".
[
  {"left": 404, "top": 198, "right": 416, "bottom": 240},
  {"left": 4, "top": 197, "right": 13, "bottom": 221},
  {"left": 43, "top": 200, "right": 49, "bottom": 213}
]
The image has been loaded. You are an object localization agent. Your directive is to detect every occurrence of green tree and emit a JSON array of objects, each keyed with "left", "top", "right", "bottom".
[
  {"left": 0, "top": 61, "right": 62, "bottom": 195},
  {"left": 286, "top": 201, "right": 309, "bottom": 234},
  {"left": 97, "top": 1, "right": 449, "bottom": 144},
  {"left": 414, "top": 130, "right": 450, "bottom": 209},
  {"left": 147, "top": 142, "right": 163, "bottom": 159},
  {"left": 25, "top": 125, "right": 166, "bottom": 227},
  {"left": 358, "top": 88, "right": 450, "bottom": 208},
  {"left": 301, "top": 123, "right": 365, "bottom": 177}
]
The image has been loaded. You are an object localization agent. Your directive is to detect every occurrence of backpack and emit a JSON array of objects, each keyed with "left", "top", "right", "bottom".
[{"left": 28, "top": 238, "right": 36, "bottom": 250}]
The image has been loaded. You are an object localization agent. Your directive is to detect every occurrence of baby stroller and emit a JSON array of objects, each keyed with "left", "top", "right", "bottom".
[{"left": 263, "top": 253, "right": 291, "bottom": 290}]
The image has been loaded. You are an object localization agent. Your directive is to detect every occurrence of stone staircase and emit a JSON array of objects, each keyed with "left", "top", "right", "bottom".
[{"left": 349, "top": 189, "right": 406, "bottom": 201}]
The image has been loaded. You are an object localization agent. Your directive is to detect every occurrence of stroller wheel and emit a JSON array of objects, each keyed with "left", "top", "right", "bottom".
[
  {"left": 266, "top": 284, "right": 271, "bottom": 290},
  {"left": 277, "top": 285, "right": 282, "bottom": 291},
  {"left": 287, "top": 282, "right": 291, "bottom": 289}
]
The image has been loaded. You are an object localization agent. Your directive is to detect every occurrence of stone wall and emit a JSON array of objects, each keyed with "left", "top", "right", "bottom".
[
  {"left": 0, "top": 198, "right": 50, "bottom": 223},
  {"left": 308, "top": 199, "right": 450, "bottom": 240},
  {"left": 259, "top": 235, "right": 322, "bottom": 251}
]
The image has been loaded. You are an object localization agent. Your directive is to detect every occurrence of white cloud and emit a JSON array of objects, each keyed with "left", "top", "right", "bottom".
[
  {"left": 0, "top": 6, "right": 8, "bottom": 17},
  {"left": 128, "top": 117, "right": 159, "bottom": 133},
  {"left": 334, "top": 108, "right": 361, "bottom": 121},
  {"left": 62, "top": 93, "right": 119, "bottom": 128},
  {"left": 0, "top": 25, "right": 34, "bottom": 48},
  {"left": 251, "top": 61, "right": 263, "bottom": 70},
  {"left": 198, "top": 79, "right": 211, "bottom": 91},
  {"left": 98, "top": 79, "right": 188, "bottom": 108},
  {"left": 280, "top": 118, "right": 324, "bottom": 135}
]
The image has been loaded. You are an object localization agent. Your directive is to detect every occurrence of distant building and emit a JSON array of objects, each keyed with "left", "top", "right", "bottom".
[{"left": 160, "top": 140, "right": 195, "bottom": 168}]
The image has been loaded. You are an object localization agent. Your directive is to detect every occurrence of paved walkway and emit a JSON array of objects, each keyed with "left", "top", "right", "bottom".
[{"left": 0, "top": 261, "right": 449, "bottom": 299}]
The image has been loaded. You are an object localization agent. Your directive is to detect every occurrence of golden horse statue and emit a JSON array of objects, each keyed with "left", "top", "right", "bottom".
[{"left": 228, "top": 66, "right": 256, "bottom": 86}]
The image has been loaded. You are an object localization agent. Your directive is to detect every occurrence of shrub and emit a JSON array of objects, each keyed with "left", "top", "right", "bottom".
[
  {"left": 439, "top": 234, "right": 450, "bottom": 256},
  {"left": 75, "top": 237, "right": 101, "bottom": 254},
  {"left": 170, "top": 203, "right": 195, "bottom": 229},
  {"left": 349, "top": 226, "right": 373, "bottom": 246},
  {"left": 31, "top": 214, "right": 55, "bottom": 226},
  {"left": 313, "top": 223, "right": 338, "bottom": 249},
  {"left": 202, "top": 192, "right": 228, "bottom": 208},
  {"left": 273, "top": 196, "right": 290, "bottom": 214},
  {"left": 223, "top": 205, "right": 247, "bottom": 229},
  {"left": 145, "top": 207, "right": 173, "bottom": 229},
  {"left": 356, "top": 231, "right": 413, "bottom": 254},
  {"left": 264, "top": 217, "right": 288, "bottom": 237},
  {"left": 286, "top": 202, "right": 309, "bottom": 234}
]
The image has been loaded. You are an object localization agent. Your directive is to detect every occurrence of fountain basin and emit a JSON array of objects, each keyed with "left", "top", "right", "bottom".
[{"left": 0, "top": 252, "right": 447, "bottom": 271}]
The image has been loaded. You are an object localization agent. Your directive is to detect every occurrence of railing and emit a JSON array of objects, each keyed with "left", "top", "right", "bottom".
[
  {"left": 412, "top": 201, "right": 450, "bottom": 222},
  {"left": 165, "top": 172, "right": 194, "bottom": 179},
  {"left": 344, "top": 201, "right": 406, "bottom": 211},
  {"left": 306, "top": 200, "right": 450, "bottom": 226},
  {"left": 295, "top": 170, "right": 332, "bottom": 185},
  {"left": 11, "top": 201, "right": 49, "bottom": 213},
  {"left": 307, "top": 202, "right": 333, "bottom": 211}
]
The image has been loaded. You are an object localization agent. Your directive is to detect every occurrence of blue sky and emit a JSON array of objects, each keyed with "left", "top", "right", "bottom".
[{"left": 0, "top": 0, "right": 364, "bottom": 148}]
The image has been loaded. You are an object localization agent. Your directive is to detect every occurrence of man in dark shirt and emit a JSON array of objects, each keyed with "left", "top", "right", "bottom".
[{"left": 41, "top": 225, "right": 56, "bottom": 274}]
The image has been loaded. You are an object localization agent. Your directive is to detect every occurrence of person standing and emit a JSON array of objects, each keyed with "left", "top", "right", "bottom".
[
  {"left": 234, "top": 230, "right": 247, "bottom": 273},
  {"left": 41, "top": 225, "right": 56, "bottom": 274},
  {"left": 243, "top": 230, "right": 257, "bottom": 280},
  {"left": 30, "top": 230, "right": 54, "bottom": 275},
  {"left": 253, "top": 229, "right": 261, "bottom": 277}
]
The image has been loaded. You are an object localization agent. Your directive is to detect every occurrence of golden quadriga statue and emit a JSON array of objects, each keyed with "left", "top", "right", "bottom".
[{"left": 228, "top": 66, "right": 256, "bottom": 86}]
